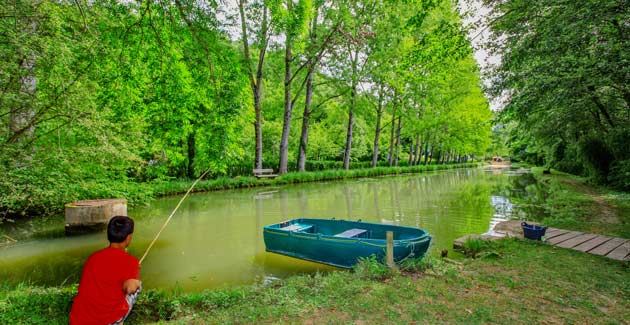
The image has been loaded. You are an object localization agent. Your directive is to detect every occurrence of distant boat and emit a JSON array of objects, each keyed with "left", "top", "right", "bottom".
[{"left": 263, "top": 218, "right": 432, "bottom": 268}]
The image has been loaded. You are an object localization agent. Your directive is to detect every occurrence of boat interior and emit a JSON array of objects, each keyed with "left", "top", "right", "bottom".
[{"left": 270, "top": 219, "right": 424, "bottom": 240}]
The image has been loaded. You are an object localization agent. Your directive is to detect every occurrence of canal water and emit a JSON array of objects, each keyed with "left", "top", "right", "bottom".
[{"left": 0, "top": 167, "right": 534, "bottom": 291}]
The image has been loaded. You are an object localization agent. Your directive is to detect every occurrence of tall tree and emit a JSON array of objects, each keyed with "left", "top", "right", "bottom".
[
  {"left": 277, "top": 0, "right": 312, "bottom": 174},
  {"left": 238, "top": 0, "right": 271, "bottom": 170}
]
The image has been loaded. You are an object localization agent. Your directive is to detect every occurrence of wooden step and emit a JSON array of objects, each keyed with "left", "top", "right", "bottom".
[
  {"left": 572, "top": 235, "right": 613, "bottom": 253},
  {"left": 556, "top": 233, "right": 599, "bottom": 249},
  {"left": 547, "top": 231, "right": 583, "bottom": 245},
  {"left": 605, "top": 240, "right": 629, "bottom": 261},
  {"left": 589, "top": 238, "right": 627, "bottom": 256}
]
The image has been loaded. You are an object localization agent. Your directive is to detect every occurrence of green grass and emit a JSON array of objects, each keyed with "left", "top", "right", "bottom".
[
  {"left": 526, "top": 167, "right": 630, "bottom": 238},
  {"left": 2, "top": 239, "right": 627, "bottom": 324}
]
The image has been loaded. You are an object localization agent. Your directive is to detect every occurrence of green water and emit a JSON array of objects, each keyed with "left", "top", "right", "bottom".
[{"left": 0, "top": 167, "right": 534, "bottom": 291}]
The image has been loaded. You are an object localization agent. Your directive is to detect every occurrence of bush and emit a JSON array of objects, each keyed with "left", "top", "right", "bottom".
[
  {"left": 608, "top": 159, "right": 630, "bottom": 191},
  {"left": 462, "top": 238, "right": 486, "bottom": 258},
  {"left": 353, "top": 255, "right": 398, "bottom": 280},
  {"left": 578, "top": 135, "right": 614, "bottom": 183}
]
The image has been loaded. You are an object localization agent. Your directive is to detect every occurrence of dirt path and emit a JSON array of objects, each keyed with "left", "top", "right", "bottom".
[{"left": 559, "top": 178, "right": 620, "bottom": 224}]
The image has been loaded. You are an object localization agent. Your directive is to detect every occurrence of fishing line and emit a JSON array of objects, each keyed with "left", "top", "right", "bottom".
[{"left": 138, "top": 168, "right": 211, "bottom": 265}]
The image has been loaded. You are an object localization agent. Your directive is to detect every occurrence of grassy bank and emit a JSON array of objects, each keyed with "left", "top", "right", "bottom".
[
  {"left": 0, "top": 162, "right": 478, "bottom": 221},
  {"left": 151, "top": 162, "right": 480, "bottom": 197},
  {"left": 525, "top": 167, "right": 630, "bottom": 238},
  {"left": 2, "top": 239, "right": 628, "bottom": 324}
]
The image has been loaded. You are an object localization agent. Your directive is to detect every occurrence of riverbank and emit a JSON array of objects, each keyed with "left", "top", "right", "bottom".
[
  {"left": 0, "top": 162, "right": 479, "bottom": 222},
  {"left": 2, "top": 166, "right": 629, "bottom": 323},
  {"left": 150, "top": 162, "right": 480, "bottom": 197},
  {"left": 2, "top": 238, "right": 628, "bottom": 323},
  {"left": 525, "top": 167, "right": 630, "bottom": 238}
]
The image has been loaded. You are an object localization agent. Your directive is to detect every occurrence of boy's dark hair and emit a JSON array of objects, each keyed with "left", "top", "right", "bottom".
[{"left": 107, "top": 216, "right": 134, "bottom": 243}]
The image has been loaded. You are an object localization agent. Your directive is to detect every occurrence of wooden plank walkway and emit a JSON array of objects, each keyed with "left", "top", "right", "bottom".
[{"left": 545, "top": 227, "right": 629, "bottom": 261}]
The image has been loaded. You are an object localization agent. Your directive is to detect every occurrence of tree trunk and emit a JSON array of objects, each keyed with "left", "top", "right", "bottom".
[
  {"left": 407, "top": 139, "right": 414, "bottom": 167},
  {"left": 297, "top": 9, "right": 318, "bottom": 172},
  {"left": 238, "top": 0, "right": 268, "bottom": 170},
  {"left": 413, "top": 134, "right": 421, "bottom": 165},
  {"left": 394, "top": 116, "right": 402, "bottom": 167},
  {"left": 388, "top": 108, "right": 396, "bottom": 167},
  {"left": 297, "top": 99, "right": 312, "bottom": 172},
  {"left": 424, "top": 141, "right": 430, "bottom": 165},
  {"left": 279, "top": 1, "right": 294, "bottom": 174},
  {"left": 343, "top": 91, "right": 355, "bottom": 170},
  {"left": 372, "top": 87, "right": 384, "bottom": 168},
  {"left": 343, "top": 51, "right": 359, "bottom": 170},
  {"left": 9, "top": 21, "right": 37, "bottom": 148},
  {"left": 187, "top": 131, "right": 196, "bottom": 178},
  {"left": 587, "top": 86, "right": 615, "bottom": 128}
]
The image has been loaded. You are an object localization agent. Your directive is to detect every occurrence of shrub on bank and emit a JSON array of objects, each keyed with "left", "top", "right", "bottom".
[
  {"left": 0, "top": 162, "right": 479, "bottom": 220},
  {"left": 151, "top": 162, "right": 480, "bottom": 197}
]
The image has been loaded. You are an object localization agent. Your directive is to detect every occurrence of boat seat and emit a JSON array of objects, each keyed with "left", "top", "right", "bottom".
[
  {"left": 281, "top": 223, "right": 314, "bottom": 232},
  {"left": 334, "top": 228, "right": 368, "bottom": 238}
]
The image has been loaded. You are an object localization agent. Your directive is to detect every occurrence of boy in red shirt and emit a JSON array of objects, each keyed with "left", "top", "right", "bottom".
[{"left": 70, "top": 216, "right": 141, "bottom": 325}]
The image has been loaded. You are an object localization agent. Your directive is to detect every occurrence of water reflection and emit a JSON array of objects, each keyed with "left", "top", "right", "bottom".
[{"left": 0, "top": 167, "right": 532, "bottom": 291}]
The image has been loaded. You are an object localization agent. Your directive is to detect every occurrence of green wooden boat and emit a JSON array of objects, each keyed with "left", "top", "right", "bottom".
[{"left": 263, "top": 218, "right": 431, "bottom": 268}]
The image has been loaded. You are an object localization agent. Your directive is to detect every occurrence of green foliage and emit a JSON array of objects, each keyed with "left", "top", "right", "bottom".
[
  {"left": 608, "top": 160, "right": 630, "bottom": 191},
  {"left": 461, "top": 238, "right": 486, "bottom": 258},
  {"left": 486, "top": 0, "right": 630, "bottom": 186},
  {"left": 0, "top": 0, "right": 492, "bottom": 218},
  {"left": 353, "top": 255, "right": 397, "bottom": 280}
]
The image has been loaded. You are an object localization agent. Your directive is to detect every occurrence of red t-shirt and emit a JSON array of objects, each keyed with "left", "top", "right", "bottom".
[{"left": 69, "top": 247, "right": 140, "bottom": 325}]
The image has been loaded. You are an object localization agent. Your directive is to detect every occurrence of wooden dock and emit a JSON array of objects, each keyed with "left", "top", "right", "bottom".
[{"left": 545, "top": 228, "right": 629, "bottom": 261}]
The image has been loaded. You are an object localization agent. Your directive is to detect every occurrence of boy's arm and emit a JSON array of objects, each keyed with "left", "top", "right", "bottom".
[{"left": 123, "top": 279, "right": 141, "bottom": 294}]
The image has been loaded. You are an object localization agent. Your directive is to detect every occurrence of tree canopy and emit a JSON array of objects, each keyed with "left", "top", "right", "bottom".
[
  {"left": 482, "top": 0, "right": 630, "bottom": 188},
  {"left": 0, "top": 0, "right": 492, "bottom": 217}
]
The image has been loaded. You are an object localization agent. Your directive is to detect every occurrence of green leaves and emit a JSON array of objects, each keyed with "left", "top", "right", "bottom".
[
  {"left": 0, "top": 0, "right": 492, "bottom": 217},
  {"left": 486, "top": 0, "right": 630, "bottom": 183}
]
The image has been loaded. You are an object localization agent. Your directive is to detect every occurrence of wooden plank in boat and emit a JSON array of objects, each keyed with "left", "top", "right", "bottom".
[
  {"left": 556, "top": 233, "right": 599, "bottom": 249},
  {"left": 605, "top": 240, "right": 629, "bottom": 261},
  {"left": 335, "top": 228, "right": 368, "bottom": 238},
  {"left": 282, "top": 224, "right": 312, "bottom": 232},
  {"left": 547, "top": 231, "right": 582, "bottom": 245},
  {"left": 589, "top": 237, "right": 626, "bottom": 256},
  {"left": 572, "top": 236, "right": 613, "bottom": 252}
]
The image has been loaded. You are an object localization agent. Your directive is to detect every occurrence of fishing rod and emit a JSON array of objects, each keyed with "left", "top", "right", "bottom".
[{"left": 138, "top": 168, "right": 211, "bottom": 265}]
